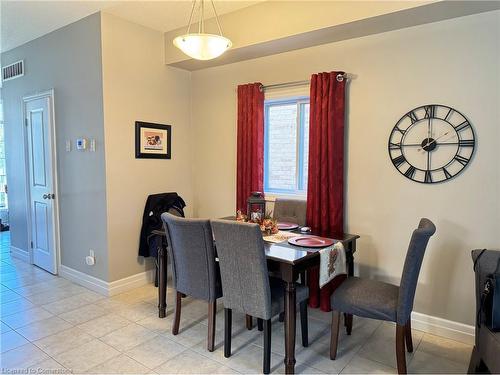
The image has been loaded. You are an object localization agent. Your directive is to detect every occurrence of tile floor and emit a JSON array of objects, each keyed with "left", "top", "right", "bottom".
[{"left": 0, "top": 231, "right": 472, "bottom": 374}]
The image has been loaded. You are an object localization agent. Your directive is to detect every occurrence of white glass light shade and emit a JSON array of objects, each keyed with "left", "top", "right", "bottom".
[{"left": 173, "top": 33, "right": 232, "bottom": 60}]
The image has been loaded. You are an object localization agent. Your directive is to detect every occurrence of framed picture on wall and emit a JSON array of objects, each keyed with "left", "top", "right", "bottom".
[{"left": 135, "top": 121, "right": 171, "bottom": 159}]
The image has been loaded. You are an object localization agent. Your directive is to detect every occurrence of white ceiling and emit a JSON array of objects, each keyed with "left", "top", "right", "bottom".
[{"left": 0, "top": 0, "right": 260, "bottom": 53}]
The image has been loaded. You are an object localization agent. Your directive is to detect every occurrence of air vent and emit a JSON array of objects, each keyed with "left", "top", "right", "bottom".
[{"left": 2, "top": 60, "right": 24, "bottom": 82}]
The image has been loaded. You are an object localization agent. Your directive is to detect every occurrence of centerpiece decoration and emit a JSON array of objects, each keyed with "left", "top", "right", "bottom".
[{"left": 236, "top": 209, "right": 279, "bottom": 236}]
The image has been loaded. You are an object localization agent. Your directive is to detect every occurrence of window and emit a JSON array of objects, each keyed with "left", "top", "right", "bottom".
[{"left": 264, "top": 97, "right": 309, "bottom": 196}]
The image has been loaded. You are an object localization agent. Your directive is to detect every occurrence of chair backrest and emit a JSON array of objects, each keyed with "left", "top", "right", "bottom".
[
  {"left": 161, "top": 213, "right": 219, "bottom": 302},
  {"left": 273, "top": 198, "right": 307, "bottom": 226},
  {"left": 211, "top": 220, "right": 273, "bottom": 320},
  {"left": 397, "top": 218, "right": 436, "bottom": 324}
]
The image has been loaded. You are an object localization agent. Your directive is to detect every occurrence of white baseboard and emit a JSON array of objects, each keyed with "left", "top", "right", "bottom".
[
  {"left": 10, "top": 246, "right": 30, "bottom": 263},
  {"left": 108, "top": 269, "right": 155, "bottom": 296},
  {"left": 411, "top": 311, "right": 475, "bottom": 345},
  {"left": 59, "top": 265, "right": 155, "bottom": 297},
  {"left": 59, "top": 265, "right": 109, "bottom": 295}
]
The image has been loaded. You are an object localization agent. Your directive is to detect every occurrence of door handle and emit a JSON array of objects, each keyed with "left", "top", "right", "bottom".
[
  {"left": 43, "top": 194, "right": 49, "bottom": 199},
  {"left": 42, "top": 194, "right": 54, "bottom": 200}
]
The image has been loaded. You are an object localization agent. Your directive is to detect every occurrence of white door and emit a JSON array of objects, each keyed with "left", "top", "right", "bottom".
[{"left": 24, "top": 93, "right": 58, "bottom": 274}]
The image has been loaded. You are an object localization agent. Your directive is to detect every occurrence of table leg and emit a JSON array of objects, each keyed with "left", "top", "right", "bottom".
[
  {"left": 344, "top": 240, "right": 356, "bottom": 332},
  {"left": 158, "top": 246, "right": 167, "bottom": 318},
  {"left": 284, "top": 281, "right": 296, "bottom": 374}
]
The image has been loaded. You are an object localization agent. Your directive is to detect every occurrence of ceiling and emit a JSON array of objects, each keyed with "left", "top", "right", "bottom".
[{"left": 0, "top": 0, "right": 260, "bottom": 53}]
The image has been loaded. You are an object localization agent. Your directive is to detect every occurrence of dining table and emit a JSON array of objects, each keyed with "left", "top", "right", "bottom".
[{"left": 153, "top": 220, "right": 359, "bottom": 374}]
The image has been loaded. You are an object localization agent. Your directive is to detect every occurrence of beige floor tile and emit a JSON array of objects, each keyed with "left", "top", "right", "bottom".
[
  {"left": 0, "top": 298, "right": 36, "bottom": 316},
  {"left": 224, "top": 341, "right": 285, "bottom": 374},
  {"left": 77, "top": 313, "right": 132, "bottom": 338},
  {"left": 417, "top": 333, "right": 472, "bottom": 365},
  {"left": 0, "top": 289, "right": 24, "bottom": 303},
  {"left": 41, "top": 292, "right": 101, "bottom": 315},
  {"left": 16, "top": 316, "right": 73, "bottom": 341},
  {"left": 163, "top": 321, "right": 213, "bottom": 348},
  {"left": 341, "top": 355, "right": 396, "bottom": 374},
  {"left": 154, "top": 349, "right": 235, "bottom": 374},
  {"left": 114, "top": 301, "right": 159, "bottom": 322},
  {"left": 356, "top": 322, "right": 423, "bottom": 369},
  {"left": 13, "top": 278, "right": 70, "bottom": 297},
  {"left": 101, "top": 322, "right": 157, "bottom": 351},
  {"left": 125, "top": 335, "right": 188, "bottom": 369},
  {"left": 1, "top": 307, "right": 54, "bottom": 329},
  {"left": 59, "top": 303, "right": 108, "bottom": 325},
  {"left": 136, "top": 315, "right": 172, "bottom": 334},
  {"left": 27, "top": 357, "right": 67, "bottom": 371},
  {"left": 87, "top": 353, "right": 151, "bottom": 374},
  {"left": 0, "top": 342, "right": 49, "bottom": 368},
  {"left": 52, "top": 339, "right": 120, "bottom": 373},
  {"left": 1, "top": 330, "right": 29, "bottom": 352},
  {"left": 408, "top": 350, "right": 468, "bottom": 374},
  {"left": 0, "top": 321, "right": 12, "bottom": 333},
  {"left": 33, "top": 326, "right": 94, "bottom": 356}
]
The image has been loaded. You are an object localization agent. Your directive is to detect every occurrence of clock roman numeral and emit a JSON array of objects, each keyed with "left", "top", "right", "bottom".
[
  {"left": 389, "top": 142, "right": 401, "bottom": 150},
  {"left": 424, "top": 170, "right": 433, "bottom": 183},
  {"left": 392, "top": 154, "right": 406, "bottom": 167},
  {"left": 404, "top": 166, "right": 416, "bottom": 179},
  {"left": 407, "top": 111, "right": 418, "bottom": 124},
  {"left": 424, "top": 105, "right": 436, "bottom": 119},
  {"left": 454, "top": 155, "right": 469, "bottom": 166},
  {"left": 458, "top": 139, "right": 474, "bottom": 147},
  {"left": 444, "top": 108, "right": 453, "bottom": 121},
  {"left": 455, "top": 121, "right": 470, "bottom": 132},
  {"left": 442, "top": 167, "right": 452, "bottom": 180},
  {"left": 394, "top": 126, "right": 406, "bottom": 135}
]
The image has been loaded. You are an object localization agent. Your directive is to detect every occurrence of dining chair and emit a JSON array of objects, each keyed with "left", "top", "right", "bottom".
[
  {"left": 329, "top": 218, "right": 436, "bottom": 374},
  {"left": 211, "top": 219, "right": 309, "bottom": 374},
  {"left": 273, "top": 198, "right": 307, "bottom": 226},
  {"left": 161, "top": 213, "right": 222, "bottom": 352}
]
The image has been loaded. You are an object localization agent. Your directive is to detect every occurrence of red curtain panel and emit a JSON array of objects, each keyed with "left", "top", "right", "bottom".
[
  {"left": 236, "top": 83, "right": 265, "bottom": 212},
  {"left": 306, "top": 72, "right": 346, "bottom": 311}
]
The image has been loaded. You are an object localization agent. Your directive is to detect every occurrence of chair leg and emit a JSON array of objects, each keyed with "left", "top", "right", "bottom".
[
  {"left": 172, "top": 291, "right": 182, "bottom": 335},
  {"left": 257, "top": 318, "right": 263, "bottom": 331},
  {"left": 300, "top": 300, "right": 308, "bottom": 347},
  {"left": 345, "top": 313, "right": 353, "bottom": 335},
  {"left": 396, "top": 324, "right": 407, "bottom": 374},
  {"left": 405, "top": 319, "right": 413, "bottom": 353},
  {"left": 245, "top": 314, "right": 253, "bottom": 330},
  {"left": 207, "top": 301, "right": 216, "bottom": 352},
  {"left": 224, "top": 308, "right": 232, "bottom": 358},
  {"left": 263, "top": 319, "right": 271, "bottom": 375},
  {"left": 330, "top": 310, "right": 341, "bottom": 360}
]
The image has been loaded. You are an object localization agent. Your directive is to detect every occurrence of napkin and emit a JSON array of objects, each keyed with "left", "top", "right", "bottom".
[{"left": 319, "top": 242, "right": 346, "bottom": 288}]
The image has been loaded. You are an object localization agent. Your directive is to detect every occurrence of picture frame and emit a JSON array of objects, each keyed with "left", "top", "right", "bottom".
[{"left": 135, "top": 121, "right": 171, "bottom": 159}]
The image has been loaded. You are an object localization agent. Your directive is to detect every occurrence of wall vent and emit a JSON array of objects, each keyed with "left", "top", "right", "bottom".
[{"left": 2, "top": 60, "right": 24, "bottom": 82}]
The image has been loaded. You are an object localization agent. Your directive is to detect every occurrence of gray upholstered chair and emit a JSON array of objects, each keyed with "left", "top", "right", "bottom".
[
  {"left": 273, "top": 198, "right": 307, "bottom": 226},
  {"left": 211, "top": 219, "right": 309, "bottom": 374},
  {"left": 161, "top": 213, "right": 222, "bottom": 352},
  {"left": 329, "top": 218, "right": 436, "bottom": 374}
]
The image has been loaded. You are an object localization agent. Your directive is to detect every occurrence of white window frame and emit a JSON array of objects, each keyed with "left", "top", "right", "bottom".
[{"left": 264, "top": 96, "right": 309, "bottom": 198}]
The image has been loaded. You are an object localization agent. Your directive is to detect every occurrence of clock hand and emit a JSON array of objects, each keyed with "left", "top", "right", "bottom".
[{"left": 418, "top": 131, "right": 451, "bottom": 151}]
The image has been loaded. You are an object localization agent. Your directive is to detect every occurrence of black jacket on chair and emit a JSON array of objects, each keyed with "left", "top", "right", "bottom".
[{"left": 138, "top": 192, "right": 186, "bottom": 257}]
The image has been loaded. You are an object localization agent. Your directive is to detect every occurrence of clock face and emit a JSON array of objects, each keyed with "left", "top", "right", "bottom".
[{"left": 388, "top": 105, "right": 475, "bottom": 183}]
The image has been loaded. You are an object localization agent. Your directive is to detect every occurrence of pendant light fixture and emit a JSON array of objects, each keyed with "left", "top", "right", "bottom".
[{"left": 173, "top": 0, "right": 232, "bottom": 61}]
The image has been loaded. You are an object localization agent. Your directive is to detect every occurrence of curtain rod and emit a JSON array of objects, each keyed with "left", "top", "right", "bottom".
[{"left": 260, "top": 72, "right": 348, "bottom": 92}]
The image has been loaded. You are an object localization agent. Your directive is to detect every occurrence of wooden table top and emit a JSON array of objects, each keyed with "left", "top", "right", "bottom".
[{"left": 153, "top": 217, "right": 359, "bottom": 266}]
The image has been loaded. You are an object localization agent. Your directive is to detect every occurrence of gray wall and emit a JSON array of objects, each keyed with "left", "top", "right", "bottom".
[{"left": 1, "top": 13, "right": 109, "bottom": 280}]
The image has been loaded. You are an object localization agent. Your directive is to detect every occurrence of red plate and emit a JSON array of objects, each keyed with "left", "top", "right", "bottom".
[
  {"left": 288, "top": 235, "right": 334, "bottom": 248},
  {"left": 277, "top": 222, "right": 299, "bottom": 230}
]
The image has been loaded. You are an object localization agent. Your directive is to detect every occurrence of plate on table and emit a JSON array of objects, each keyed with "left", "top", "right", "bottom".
[
  {"left": 288, "top": 235, "right": 334, "bottom": 248},
  {"left": 277, "top": 222, "right": 299, "bottom": 230}
]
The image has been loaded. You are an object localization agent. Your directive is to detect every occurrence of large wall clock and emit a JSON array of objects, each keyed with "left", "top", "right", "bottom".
[{"left": 388, "top": 104, "right": 475, "bottom": 183}]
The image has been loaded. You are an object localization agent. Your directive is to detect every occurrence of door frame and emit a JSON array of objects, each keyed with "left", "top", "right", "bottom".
[{"left": 22, "top": 89, "right": 61, "bottom": 274}]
